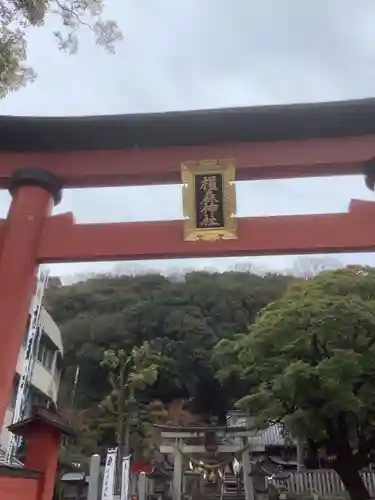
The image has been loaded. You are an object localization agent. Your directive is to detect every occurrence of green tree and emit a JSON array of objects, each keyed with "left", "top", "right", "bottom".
[
  {"left": 215, "top": 266, "right": 375, "bottom": 500},
  {"left": 1, "top": 0, "right": 122, "bottom": 98},
  {"left": 100, "top": 343, "right": 162, "bottom": 464}
]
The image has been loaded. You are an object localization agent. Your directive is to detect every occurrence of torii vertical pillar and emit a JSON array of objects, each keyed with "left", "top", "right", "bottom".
[
  {"left": 0, "top": 168, "right": 62, "bottom": 428},
  {"left": 241, "top": 437, "right": 254, "bottom": 500},
  {"left": 173, "top": 439, "right": 183, "bottom": 500}
]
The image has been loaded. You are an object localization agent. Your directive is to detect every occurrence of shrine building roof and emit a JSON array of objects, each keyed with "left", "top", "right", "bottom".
[{"left": 1, "top": 97, "right": 375, "bottom": 152}]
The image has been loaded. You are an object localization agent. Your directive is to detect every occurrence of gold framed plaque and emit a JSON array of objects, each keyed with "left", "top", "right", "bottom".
[{"left": 181, "top": 158, "right": 237, "bottom": 241}]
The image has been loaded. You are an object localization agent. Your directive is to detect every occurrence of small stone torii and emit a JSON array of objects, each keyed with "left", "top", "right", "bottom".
[{"left": 156, "top": 424, "right": 265, "bottom": 500}]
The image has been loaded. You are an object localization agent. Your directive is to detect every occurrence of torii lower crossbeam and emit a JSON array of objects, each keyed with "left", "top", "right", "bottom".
[{"left": 13, "top": 199, "right": 375, "bottom": 262}]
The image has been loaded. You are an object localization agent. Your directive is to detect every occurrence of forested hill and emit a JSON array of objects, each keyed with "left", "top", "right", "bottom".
[{"left": 45, "top": 270, "right": 293, "bottom": 420}]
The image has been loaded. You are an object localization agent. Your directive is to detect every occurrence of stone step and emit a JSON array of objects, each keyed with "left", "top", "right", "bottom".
[
  {"left": 222, "top": 486, "right": 243, "bottom": 493},
  {"left": 203, "top": 496, "right": 245, "bottom": 500},
  {"left": 203, "top": 496, "right": 245, "bottom": 499},
  {"left": 203, "top": 493, "right": 244, "bottom": 498}
]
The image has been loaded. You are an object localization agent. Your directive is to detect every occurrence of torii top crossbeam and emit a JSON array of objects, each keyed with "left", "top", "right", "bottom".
[{"left": 2, "top": 97, "right": 375, "bottom": 188}]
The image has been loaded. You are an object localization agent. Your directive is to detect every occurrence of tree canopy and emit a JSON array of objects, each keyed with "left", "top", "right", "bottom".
[
  {"left": 0, "top": 0, "right": 122, "bottom": 98},
  {"left": 47, "top": 270, "right": 291, "bottom": 420},
  {"left": 215, "top": 266, "right": 375, "bottom": 500}
]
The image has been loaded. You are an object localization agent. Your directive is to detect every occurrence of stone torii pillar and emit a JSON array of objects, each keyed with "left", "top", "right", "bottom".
[
  {"left": 173, "top": 439, "right": 183, "bottom": 500},
  {"left": 0, "top": 168, "right": 62, "bottom": 428},
  {"left": 241, "top": 437, "right": 255, "bottom": 500},
  {"left": 88, "top": 454, "right": 101, "bottom": 500}
]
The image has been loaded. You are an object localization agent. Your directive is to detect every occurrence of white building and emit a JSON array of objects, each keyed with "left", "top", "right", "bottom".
[{"left": 0, "top": 307, "right": 63, "bottom": 452}]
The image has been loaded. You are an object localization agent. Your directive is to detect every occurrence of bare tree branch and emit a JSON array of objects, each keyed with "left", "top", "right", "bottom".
[{"left": 0, "top": 0, "right": 122, "bottom": 97}]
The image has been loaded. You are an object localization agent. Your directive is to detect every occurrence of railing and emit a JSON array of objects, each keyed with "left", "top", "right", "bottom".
[
  {"left": 0, "top": 447, "right": 23, "bottom": 467},
  {"left": 287, "top": 469, "right": 375, "bottom": 497}
]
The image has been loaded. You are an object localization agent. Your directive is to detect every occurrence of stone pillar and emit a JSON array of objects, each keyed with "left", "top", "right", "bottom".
[
  {"left": 241, "top": 438, "right": 254, "bottom": 500},
  {"left": 88, "top": 454, "right": 101, "bottom": 500},
  {"left": 0, "top": 168, "right": 62, "bottom": 429},
  {"left": 173, "top": 440, "right": 183, "bottom": 500},
  {"left": 296, "top": 438, "right": 305, "bottom": 471},
  {"left": 138, "top": 471, "right": 147, "bottom": 500},
  {"left": 182, "top": 473, "right": 186, "bottom": 496}
]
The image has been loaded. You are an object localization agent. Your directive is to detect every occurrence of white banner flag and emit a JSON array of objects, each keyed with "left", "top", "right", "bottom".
[
  {"left": 120, "top": 455, "right": 131, "bottom": 500},
  {"left": 101, "top": 448, "right": 118, "bottom": 500}
]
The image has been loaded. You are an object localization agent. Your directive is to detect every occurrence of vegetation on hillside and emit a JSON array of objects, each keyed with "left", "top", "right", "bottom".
[{"left": 45, "top": 269, "right": 292, "bottom": 457}]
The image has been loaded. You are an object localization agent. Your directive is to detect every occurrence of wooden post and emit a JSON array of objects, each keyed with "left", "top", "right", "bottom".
[{"left": 0, "top": 168, "right": 62, "bottom": 429}]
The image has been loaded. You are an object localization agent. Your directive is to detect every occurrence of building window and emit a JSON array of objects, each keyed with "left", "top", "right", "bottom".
[
  {"left": 22, "top": 315, "right": 32, "bottom": 347},
  {"left": 37, "top": 333, "right": 56, "bottom": 373},
  {"left": 37, "top": 343, "right": 44, "bottom": 363},
  {"left": 30, "top": 388, "right": 48, "bottom": 407},
  {"left": 25, "top": 388, "right": 51, "bottom": 416},
  {"left": 8, "top": 378, "right": 18, "bottom": 409},
  {"left": 44, "top": 349, "right": 54, "bottom": 371}
]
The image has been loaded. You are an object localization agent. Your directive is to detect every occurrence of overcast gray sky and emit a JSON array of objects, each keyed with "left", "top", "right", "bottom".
[{"left": 2, "top": 0, "right": 375, "bottom": 279}]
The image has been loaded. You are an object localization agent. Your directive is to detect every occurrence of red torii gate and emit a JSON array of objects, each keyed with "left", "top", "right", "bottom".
[{"left": 1, "top": 97, "right": 375, "bottom": 440}]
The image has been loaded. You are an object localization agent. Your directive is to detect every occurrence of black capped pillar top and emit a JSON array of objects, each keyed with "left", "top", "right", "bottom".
[
  {"left": 363, "top": 158, "right": 375, "bottom": 192},
  {"left": 8, "top": 405, "right": 75, "bottom": 438},
  {"left": 8, "top": 167, "right": 63, "bottom": 205}
]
